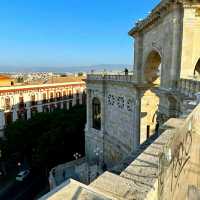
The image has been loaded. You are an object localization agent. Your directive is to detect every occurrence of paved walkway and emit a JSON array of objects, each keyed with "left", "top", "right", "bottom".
[{"left": 0, "top": 168, "right": 17, "bottom": 196}]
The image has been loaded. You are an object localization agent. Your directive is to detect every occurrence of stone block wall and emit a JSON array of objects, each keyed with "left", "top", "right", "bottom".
[
  {"left": 181, "top": 6, "right": 200, "bottom": 79},
  {"left": 85, "top": 80, "right": 140, "bottom": 168}
]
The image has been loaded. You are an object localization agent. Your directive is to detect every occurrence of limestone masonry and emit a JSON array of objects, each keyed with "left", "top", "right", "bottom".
[{"left": 40, "top": 0, "right": 200, "bottom": 199}]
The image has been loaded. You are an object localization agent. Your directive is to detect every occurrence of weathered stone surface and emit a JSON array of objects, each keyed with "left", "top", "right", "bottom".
[
  {"left": 39, "top": 179, "right": 115, "bottom": 200},
  {"left": 40, "top": 0, "right": 200, "bottom": 199}
]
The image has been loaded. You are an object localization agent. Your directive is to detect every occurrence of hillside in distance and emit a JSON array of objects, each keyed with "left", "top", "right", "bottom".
[{"left": 0, "top": 64, "right": 132, "bottom": 73}]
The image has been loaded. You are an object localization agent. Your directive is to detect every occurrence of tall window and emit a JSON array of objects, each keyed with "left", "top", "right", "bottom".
[
  {"left": 5, "top": 97, "right": 11, "bottom": 110},
  {"left": 56, "top": 92, "right": 62, "bottom": 101},
  {"left": 76, "top": 90, "right": 80, "bottom": 105},
  {"left": 63, "top": 91, "right": 67, "bottom": 100},
  {"left": 5, "top": 112, "right": 12, "bottom": 126},
  {"left": 82, "top": 91, "right": 86, "bottom": 105},
  {"left": 50, "top": 92, "right": 54, "bottom": 102},
  {"left": 19, "top": 96, "right": 25, "bottom": 109},
  {"left": 43, "top": 93, "right": 47, "bottom": 104},
  {"left": 31, "top": 94, "right": 36, "bottom": 106},
  {"left": 69, "top": 90, "right": 73, "bottom": 99},
  {"left": 92, "top": 98, "right": 101, "bottom": 130}
]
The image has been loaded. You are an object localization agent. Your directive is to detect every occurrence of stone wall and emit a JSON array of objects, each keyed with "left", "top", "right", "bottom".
[
  {"left": 158, "top": 104, "right": 200, "bottom": 200},
  {"left": 181, "top": 6, "right": 200, "bottom": 79},
  {"left": 85, "top": 79, "right": 140, "bottom": 168},
  {"left": 133, "top": 5, "right": 182, "bottom": 89},
  {"left": 49, "top": 158, "right": 89, "bottom": 190},
  {"left": 40, "top": 103, "right": 200, "bottom": 200}
]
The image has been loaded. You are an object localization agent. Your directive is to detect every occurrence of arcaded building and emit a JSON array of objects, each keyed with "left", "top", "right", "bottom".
[{"left": 0, "top": 77, "right": 86, "bottom": 137}]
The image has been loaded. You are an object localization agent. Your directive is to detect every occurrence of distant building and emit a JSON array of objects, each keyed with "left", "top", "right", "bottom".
[
  {"left": 0, "top": 77, "right": 86, "bottom": 137},
  {"left": 0, "top": 75, "right": 14, "bottom": 87}
]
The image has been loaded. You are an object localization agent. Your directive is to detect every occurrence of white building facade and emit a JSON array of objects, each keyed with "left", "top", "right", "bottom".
[{"left": 0, "top": 81, "right": 86, "bottom": 137}]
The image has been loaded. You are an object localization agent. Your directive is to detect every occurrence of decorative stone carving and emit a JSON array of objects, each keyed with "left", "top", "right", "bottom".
[
  {"left": 117, "top": 97, "right": 124, "bottom": 109},
  {"left": 126, "top": 98, "right": 135, "bottom": 112},
  {"left": 107, "top": 94, "right": 115, "bottom": 106}
]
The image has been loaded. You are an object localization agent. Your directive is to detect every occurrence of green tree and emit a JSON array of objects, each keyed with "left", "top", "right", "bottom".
[{"left": 2, "top": 105, "right": 86, "bottom": 172}]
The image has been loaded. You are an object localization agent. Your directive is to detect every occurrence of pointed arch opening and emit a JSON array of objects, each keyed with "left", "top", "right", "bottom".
[
  {"left": 144, "top": 50, "right": 162, "bottom": 85},
  {"left": 140, "top": 50, "right": 161, "bottom": 143}
]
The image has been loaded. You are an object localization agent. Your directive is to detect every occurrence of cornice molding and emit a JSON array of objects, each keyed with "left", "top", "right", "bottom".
[{"left": 129, "top": 0, "right": 200, "bottom": 37}]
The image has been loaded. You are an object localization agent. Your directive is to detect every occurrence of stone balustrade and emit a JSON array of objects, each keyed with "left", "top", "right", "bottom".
[
  {"left": 178, "top": 78, "right": 200, "bottom": 96},
  {"left": 87, "top": 74, "right": 136, "bottom": 83}
]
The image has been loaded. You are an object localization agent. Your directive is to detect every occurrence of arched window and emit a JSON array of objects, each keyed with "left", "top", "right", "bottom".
[
  {"left": 144, "top": 50, "right": 162, "bottom": 85},
  {"left": 19, "top": 96, "right": 24, "bottom": 109},
  {"left": 56, "top": 92, "right": 62, "bottom": 101},
  {"left": 63, "top": 91, "right": 67, "bottom": 100},
  {"left": 31, "top": 94, "right": 36, "bottom": 106},
  {"left": 43, "top": 93, "right": 47, "bottom": 104},
  {"left": 69, "top": 90, "right": 73, "bottom": 99},
  {"left": 76, "top": 90, "right": 80, "bottom": 105},
  {"left": 92, "top": 98, "right": 101, "bottom": 130},
  {"left": 50, "top": 92, "right": 54, "bottom": 102}
]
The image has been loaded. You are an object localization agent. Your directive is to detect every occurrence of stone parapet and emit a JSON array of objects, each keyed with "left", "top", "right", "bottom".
[
  {"left": 40, "top": 104, "right": 200, "bottom": 200},
  {"left": 87, "top": 74, "right": 136, "bottom": 83}
]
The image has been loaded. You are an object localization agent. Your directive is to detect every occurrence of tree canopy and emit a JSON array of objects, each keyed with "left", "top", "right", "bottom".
[{"left": 0, "top": 105, "right": 86, "bottom": 171}]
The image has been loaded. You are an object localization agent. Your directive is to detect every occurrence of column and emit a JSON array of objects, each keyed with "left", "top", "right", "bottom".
[
  {"left": 170, "top": 5, "right": 182, "bottom": 88},
  {"left": 133, "top": 90, "right": 141, "bottom": 152},
  {"left": 133, "top": 33, "right": 143, "bottom": 83}
]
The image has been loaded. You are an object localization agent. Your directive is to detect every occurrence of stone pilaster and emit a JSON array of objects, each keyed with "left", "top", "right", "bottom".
[
  {"left": 133, "top": 91, "right": 141, "bottom": 151},
  {"left": 169, "top": 4, "right": 183, "bottom": 89},
  {"left": 133, "top": 33, "right": 144, "bottom": 83}
]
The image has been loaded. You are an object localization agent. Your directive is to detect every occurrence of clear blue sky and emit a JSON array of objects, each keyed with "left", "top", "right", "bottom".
[{"left": 0, "top": 0, "right": 160, "bottom": 69}]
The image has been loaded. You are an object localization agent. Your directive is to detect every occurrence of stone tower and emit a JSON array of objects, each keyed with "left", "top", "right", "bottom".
[{"left": 85, "top": 0, "right": 200, "bottom": 169}]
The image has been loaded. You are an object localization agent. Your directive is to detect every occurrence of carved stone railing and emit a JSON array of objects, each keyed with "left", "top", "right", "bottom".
[
  {"left": 87, "top": 74, "right": 136, "bottom": 83},
  {"left": 177, "top": 79, "right": 200, "bottom": 96}
]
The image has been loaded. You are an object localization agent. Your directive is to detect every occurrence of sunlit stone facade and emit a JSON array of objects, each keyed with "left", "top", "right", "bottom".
[
  {"left": 85, "top": 0, "right": 200, "bottom": 169},
  {"left": 40, "top": 0, "right": 200, "bottom": 199}
]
